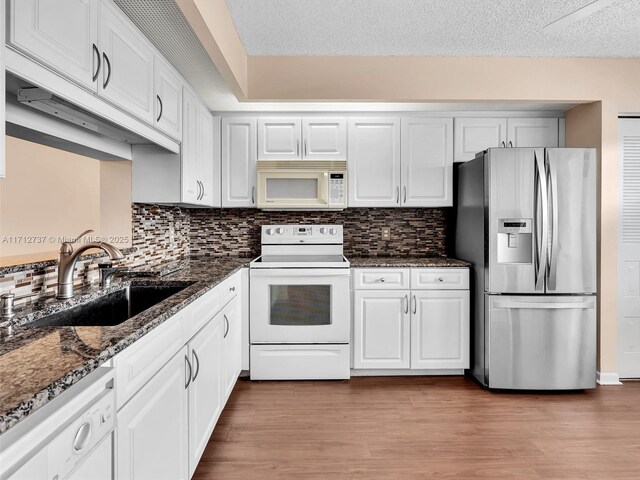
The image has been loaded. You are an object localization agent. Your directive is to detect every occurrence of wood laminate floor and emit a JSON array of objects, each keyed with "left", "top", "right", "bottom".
[{"left": 193, "top": 376, "right": 640, "bottom": 479}]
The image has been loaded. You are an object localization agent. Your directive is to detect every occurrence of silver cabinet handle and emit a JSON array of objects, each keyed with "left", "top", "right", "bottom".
[
  {"left": 92, "top": 44, "right": 101, "bottom": 82},
  {"left": 200, "top": 181, "right": 205, "bottom": 200},
  {"left": 379, "top": 277, "right": 386, "bottom": 283},
  {"left": 403, "top": 186, "right": 407, "bottom": 203},
  {"left": 412, "top": 295, "right": 417, "bottom": 314},
  {"left": 508, "top": 141, "right": 513, "bottom": 148},
  {"left": 437, "top": 277, "right": 444, "bottom": 282},
  {"left": 396, "top": 186, "right": 400, "bottom": 204},
  {"left": 296, "top": 139, "right": 300, "bottom": 157},
  {"left": 196, "top": 181, "right": 201, "bottom": 200},
  {"left": 404, "top": 294, "right": 409, "bottom": 314},
  {"left": 73, "top": 422, "right": 92, "bottom": 451},
  {"left": 185, "top": 354, "right": 192, "bottom": 389},
  {"left": 224, "top": 314, "right": 230, "bottom": 338},
  {"left": 102, "top": 53, "right": 111, "bottom": 89},
  {"left": 500, "top": 141, "right": 506, "bottom": 147},
  {"left": 230, "top": 286, "right": 236, "bottom": 292},
  {"left": 251, "top": 186, "right": 255, "bottom": 204},
  {"left": 156, "top": 95, "right": 163, "bottom": 122},
  {"left": 192, "top": 350, "right": 200, "bottom": 382},
  {"left": 304, "top": 140, "right": 308, "bottom": 157}
]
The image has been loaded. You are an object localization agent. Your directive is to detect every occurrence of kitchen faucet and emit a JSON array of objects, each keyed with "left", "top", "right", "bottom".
[{"left": 57, "top": 229, "right": 125, "bottom": 299}]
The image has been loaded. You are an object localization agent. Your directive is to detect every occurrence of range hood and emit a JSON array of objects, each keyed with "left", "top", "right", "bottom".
[
  {"left": 4, "top": 71, "right": 179, "bottom": 161},
  {"left": 17, "top": 87, "right": 135, "bottom": 143}
]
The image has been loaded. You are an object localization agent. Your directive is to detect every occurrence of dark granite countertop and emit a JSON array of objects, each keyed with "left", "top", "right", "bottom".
[
  {"left": 0, "top": 257, "right": 249, "bottom": 434},
  {"left": 349, "top": 257, "right": 470, "bottom": 268}
]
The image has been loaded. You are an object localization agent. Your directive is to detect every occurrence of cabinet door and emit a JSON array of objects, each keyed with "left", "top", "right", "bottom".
[
  {"left": 154, "top": 57, "right": 183, "bottom": 140},
  {"left": 411, "top": 291, "right": 469, "bottom": 370},
  {"left": 353, "top": 290, "right": 410, "bottom": 369},
  {"left": 401, "top": 117, "right": 453, "bottom": 207},
  {"left": 454, "top": 117, "right": 507, "bottom": 162},
  {"left": 9, "top": 0, "right": 98, "bottom": 91},
  {"left": 222, "top": 117, "right": 258, "bottom": 207},
  {"left": 258, "top": 117, "right": 302, "bottom": 160},
  {"left": 222, "top": 295, "right": 241, "bottom": 400},
  {"left": 188, "top": 316, "right": 223, "bottom": 477},
  {"left": 348, "top": 117, "right": 401, "bottom": 207},
  {"left": 98, "top": 0, "right": 154, "bottom": 123},
  {"left": 302, "top": 117, "right": 347, "bottom": 160},
  {"left": 197, "top": 107, "right": 216, "bottom": 207},
  {"left": 181, "top": 87, "right": 200, "bottom": 204},
  {"left": 507, "top": 118, "right": 559, "bottom": 148},
  {"left": 117, "top": 347, "right": 189, "bottom": 480}
]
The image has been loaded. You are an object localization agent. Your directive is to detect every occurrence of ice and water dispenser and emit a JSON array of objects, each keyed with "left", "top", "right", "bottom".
[{"left": 497, "top": 219, "right": 532, "bottom": 264}]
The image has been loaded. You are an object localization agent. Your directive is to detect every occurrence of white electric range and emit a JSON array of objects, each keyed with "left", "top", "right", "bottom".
[{"left": 249, "top": 225, "right": 351, "bottom": 380}]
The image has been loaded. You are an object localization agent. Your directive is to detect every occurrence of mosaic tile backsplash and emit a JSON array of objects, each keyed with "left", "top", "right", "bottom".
[
  {"left": 0, "top": 204, "right": 448, "bottom": 307},
  {"left": 190, "top": 208, "right": 448, "bottom": 258}
]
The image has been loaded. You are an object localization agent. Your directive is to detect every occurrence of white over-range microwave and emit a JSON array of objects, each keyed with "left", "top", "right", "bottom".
[{"left": 256, "top": 160, "right": 347, "bottom": 210}]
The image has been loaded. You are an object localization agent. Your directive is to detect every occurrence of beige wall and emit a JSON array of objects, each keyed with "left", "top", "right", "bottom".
[{"left": 0, "top": 136, "right": 132, "bottom": 264}]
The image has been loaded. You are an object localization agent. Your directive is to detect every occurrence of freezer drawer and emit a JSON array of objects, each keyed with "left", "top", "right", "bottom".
[{"left": 486, "top": 295, "right": 596, "bottom": 390}]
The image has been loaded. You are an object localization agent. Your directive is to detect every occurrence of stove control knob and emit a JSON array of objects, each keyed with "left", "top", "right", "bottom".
[
  {"left": 266, "top": 228, "right": 274, "bottom": 236},
  {"left": 276, "top": 227, "right": 285, "bottom": 235},
  {"left": 329, "top": 228, "right": 337, "bottom": 235},
  {"left": 319, "top": 227, "right": 328, "bottom": 235}
]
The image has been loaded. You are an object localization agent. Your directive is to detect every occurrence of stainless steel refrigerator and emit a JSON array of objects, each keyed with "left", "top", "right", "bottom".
[{"left": 456, "top": 148, "right": 597, "bottom": 390}]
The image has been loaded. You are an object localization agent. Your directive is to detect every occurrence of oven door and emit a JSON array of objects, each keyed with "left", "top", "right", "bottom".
[
  {"left": 257, "top": 170, "right": 329, "bottom": 209},
  {"left": 250, "top": 268, "right": 350, "bottom": 343}
]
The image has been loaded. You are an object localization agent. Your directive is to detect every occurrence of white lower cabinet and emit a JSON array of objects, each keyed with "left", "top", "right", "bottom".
[
  {"left": 353, "top": 290, "right": 410, "bottom": 369},
  {"left": 115, "top": 271, "right": 244, "bottom": 479},
  {"left": 222, "top": 296, "right": 242, "bottom": 399},
  {"left": 411, "top": 290, "right": 470, "bottom": 370},
  {"left": 116, "top": 347, "right": 190, "bottom": 480},
  {"left": 188, "top": 314, "right": 224, "bottom": 477},
  {"left": 352, "top": 268, "right": 470, "bottom": 372}
]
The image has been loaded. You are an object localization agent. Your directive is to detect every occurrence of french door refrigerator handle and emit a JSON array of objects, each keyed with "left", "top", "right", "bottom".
[
  {"left": 534, "top": 150, "right": 548, "bottom": 291},
  {"left": 548, "top": 155, "right": 559, "bottom": 291}
]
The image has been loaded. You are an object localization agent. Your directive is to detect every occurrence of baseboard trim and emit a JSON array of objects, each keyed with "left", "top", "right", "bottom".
[
  {"left": 351, "top": 368, "right": 464, "bottom": 377},
  {"left": 596, "top": 371, "right": 623, "bottom": 385}
]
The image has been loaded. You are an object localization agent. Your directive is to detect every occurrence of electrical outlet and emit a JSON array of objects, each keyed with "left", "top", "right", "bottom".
[{"left": 381, "top": 227, "right": 391, "bottom": 241}]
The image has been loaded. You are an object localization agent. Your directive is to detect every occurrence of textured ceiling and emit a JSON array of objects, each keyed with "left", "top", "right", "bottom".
[
  {"left": 226, "top": 0, "right": 640, "bottom": 57},
  {"left": 112, "top": 1, "right": 576, "bottom": 111}
]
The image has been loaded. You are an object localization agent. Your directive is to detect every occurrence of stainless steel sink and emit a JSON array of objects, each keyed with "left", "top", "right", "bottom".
[{"left": 25, "top": 284, "right": 191, "bottom": 327}]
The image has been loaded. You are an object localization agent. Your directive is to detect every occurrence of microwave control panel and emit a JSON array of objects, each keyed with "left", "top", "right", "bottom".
[{"left": 329, "top": 173, "right": 346, "bottom": 206}]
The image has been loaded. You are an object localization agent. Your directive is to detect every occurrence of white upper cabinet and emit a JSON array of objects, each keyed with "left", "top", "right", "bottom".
[
  {"left": 154, "top": 57, "right": 183, "bottom": 140},
  {"left": 181, "top": 87, "right": 216, "bottom": 207},
  {"left": 258, "top": 117, "right": 302, "bottom": 160},
  {"left": 258, "top": 117, "right": 347, "bottom": 161},
  {"left": 348, "top": 117, "right": 401, "bottom": 207},
  {"left": 454, "top": 117, "right": 560, "bottom": 162},
  {"left": 98, "top": 0, "right": 154, "bottom": 123},
  {"left": 302, "top": 117, "right": 347, "bottom": 160},
  {"left": 222, "top": 117, "right": 258, "bottom": 207},
  {"left": 507, "top": 118, "right": 559, "bottom": 148},
  {"left": 182, "top": 87, "right": 200, "bottom": 204},
  {"left": 454, "top": 117, "right": 507, "bottom": 162},
  {"left": 8, "top": 0, "right": 98, "bottom": 91},
  {"left": 401, "top": 117, "right": 453, "bottom": 207}
]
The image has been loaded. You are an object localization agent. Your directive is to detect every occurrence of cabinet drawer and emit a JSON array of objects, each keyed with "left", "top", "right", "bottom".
[
  {"left": 186, "top": 288, "right": 220, "bottom": 341},
  {"left": 411, "top": 268, "right": 469, "bottom": 290},
  {"left": 219, "top": 271, "right": 241, "bottom": 308},
  {"left": 115, "top": 310, "right": 186, "bottom": 410},
  {"left": 352, "top": 268, "right": 410, "bottom": 290}
]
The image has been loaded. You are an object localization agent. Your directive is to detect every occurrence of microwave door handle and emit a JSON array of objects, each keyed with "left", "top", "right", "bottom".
[{"left": 321, "top": 172, "right": 328, "bottom": 204}]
